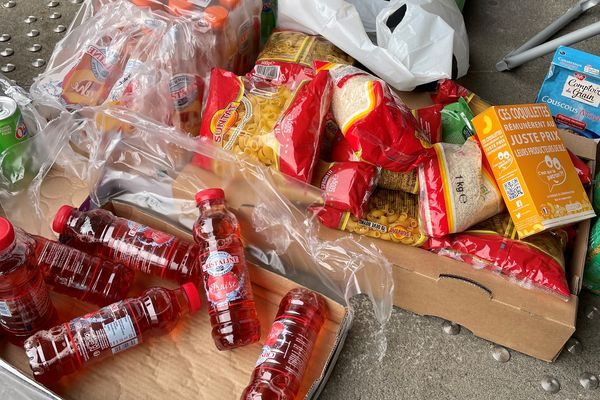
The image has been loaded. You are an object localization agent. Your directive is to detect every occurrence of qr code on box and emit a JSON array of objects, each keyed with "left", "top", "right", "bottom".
[{"left": 504, "top": 177, "right": 524, "bottom": 201}]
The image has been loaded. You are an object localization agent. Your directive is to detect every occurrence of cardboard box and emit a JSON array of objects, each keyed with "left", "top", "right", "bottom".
[
  {"left": 0, "top": 190, "right": 351, "bottom": 400},
  {"left": 473, "top": 104, "right": 595, "bottom": 238}
]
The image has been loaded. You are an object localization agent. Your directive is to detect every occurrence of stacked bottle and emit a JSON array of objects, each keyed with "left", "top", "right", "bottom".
[
  {"left": 0, "top": 218, "right": 56, "bottom": 344},
  {"left": 25, "top": 283, "right": 201, "bottom": 384},
  {"left": 52, "top": 206, "right": 202, "bottom": 285}
]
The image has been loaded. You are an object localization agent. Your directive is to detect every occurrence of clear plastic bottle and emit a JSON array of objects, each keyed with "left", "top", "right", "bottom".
[
  {"left": 219, "top": 0, "right": 254, "bottom": 74},
  {"left": 32, "top": 235, "right": 135, "bottom": 307},
  {"left": 24, "top": 283, "right": 201, "bottom": 384},
  {"left": 52, "top": 206, "right": 201, "bottom": 285},
  {"left": 193, "top": 188, "right": 260, "bottom": 350},
  {"left": 204, "top": 5, "right": 237, "bottom": 72},
  {"left": 241, "top": 288, "right": 328, "bottom": 400},
  {"left": 0, "top": 218, "right": 56, "bottom": 345},
  {"left": 129, "top": 0, "right": 165, "bottom": 11}
]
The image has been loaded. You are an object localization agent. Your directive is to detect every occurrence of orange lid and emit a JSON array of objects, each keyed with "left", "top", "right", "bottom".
[
  {"left": 219, "top": 0, "right": 241, "bottom": 10},
  {"left": 168, "top": 0, "right": 196, "bottom": 15},
  {"left": 130, "top": 0, "right": 159, "bottom": 7},
  {"left": 204, "top": 5, "right": 229, "bottom": 29}
]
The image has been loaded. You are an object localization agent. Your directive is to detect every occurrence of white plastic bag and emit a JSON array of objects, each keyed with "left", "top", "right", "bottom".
[
  {"left": 278, "top": 0, "right": 469, "bottom": 90},
  {"left": 346, "top": 0, "right": 391, "bottom": 32}
]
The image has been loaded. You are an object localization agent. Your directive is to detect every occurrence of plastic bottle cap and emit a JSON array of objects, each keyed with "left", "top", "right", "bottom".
[
  {"left": 0, "top": 218, "right": 15, "bottom": 251},
  {"left": 204, "top": 6, "right": 229, "bottom": 29},
  {"left": 195, "top": 188, "right": 225, "bottom": 204},
  {"left": 219, "top": 0, "right": 240, "bottom": 10},
  {"left": 52, "top": 205, "right": 75, "bottom": 234},
  {"left": 182, "top": 283, "right": 202, "bottom": 313}
]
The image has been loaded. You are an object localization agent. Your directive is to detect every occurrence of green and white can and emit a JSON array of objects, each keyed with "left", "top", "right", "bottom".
[{"left": 0, "top": 96, "right": 29, "bottom": 153}]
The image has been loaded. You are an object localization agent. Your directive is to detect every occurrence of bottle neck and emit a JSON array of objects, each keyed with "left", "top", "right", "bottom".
[
  {"left": 0, "top": 238, "right": 16, "bottom": 260},
  {"left": 172, "top": 287, "right": 193, "bottom": 316}
]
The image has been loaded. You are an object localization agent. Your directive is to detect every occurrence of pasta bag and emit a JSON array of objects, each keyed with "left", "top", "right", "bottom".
[
  {"left": 317, "top": 62, "right": 433, "bottom": 173},
  {"left": 199, "top": 67, "right": 332, "bottom": 183},
  {"left": 418, "top": 137, "right": 504, "bottom": 238},
  {"left": 313, "top": 189, "right": 427, "bottom": 247},
  {"left": 311, "top": 160, "right": 379, "bottom": 218}
]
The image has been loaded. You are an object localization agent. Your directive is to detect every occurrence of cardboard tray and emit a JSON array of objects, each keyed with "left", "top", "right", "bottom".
[{"left": 0, "top": 195, "right": 352, "bottom": 400}]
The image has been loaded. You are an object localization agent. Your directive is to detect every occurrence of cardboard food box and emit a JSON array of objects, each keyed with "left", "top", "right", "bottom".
[
  {"left": 0, "top": 179, "right": 351, "bottom": 400},
  {"left": 473, "top": 103, "right": 595, "bottom": 238}
]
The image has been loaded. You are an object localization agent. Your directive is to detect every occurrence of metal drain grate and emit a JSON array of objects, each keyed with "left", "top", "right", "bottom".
[{"left": 0, "top": 0, "right": 82, "bottom": 88}]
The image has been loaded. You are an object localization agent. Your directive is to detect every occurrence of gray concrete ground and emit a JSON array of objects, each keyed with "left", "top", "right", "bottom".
[{"left": 1, "top": 1, "right": 600, "bottom": 400}]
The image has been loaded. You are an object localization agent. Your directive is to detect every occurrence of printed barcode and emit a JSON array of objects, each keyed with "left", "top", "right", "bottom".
[
  {"left": 504, "top": 177, "right": 524, "bottom": 201},
  {"left": 0, "top": 301, "right": 11, "bottom": 317},
  {"left": 254, "top": 65, "right": 280, "bottom": 80}
]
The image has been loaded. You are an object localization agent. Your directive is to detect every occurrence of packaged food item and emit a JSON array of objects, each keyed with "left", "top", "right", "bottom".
[
  {"left": 0, "top": 97, "right": 29, "bottom": 153},
  {"left": 24, "top": 283, "right": 202, "bottom": 384},
  {"left": 419, "top": 138, "right": 504, "bottom": 238},
  {"left": 426, "top": 213, "right": 571, "bottom": 298},
  {"left": 313, "top": 189, "right": 427, "bottom": 246},
  {"left": 537, "top": 46, "right": 600, "bottom": 139},
  {"left": 193, "top": 188, "right": 261, "bottom": 350},
  {"left": 567, "top": 148, "right": 592, "bottom": 187},
  {"left": 254, "top": 30, "right": 353, "bottom": 83},
  {"left": 311, "top": 160, "right": 379, "bottom": 218},
  {"left": 199, "top": 67, "right": 332, "bottom": 183},
  {"left": 441, "top": 97, "right": 475, "bottom": 145},
  {"left": 378, "top": 169, "right": 419, "bottom": 194},
  {"left": 473, "top": 104, "right": 595, "bottom": 238},
  {"left": 412, "top": 103, "right": 443, "bottom": 144},
  {"left": 585, "top": 218, "right": 600, "bottom": 295},
  {"left": 33, "top": 234, "right": 135, "bottom": 307},
  {"left": 241, "top": 288, "right": 327, "bottom": 400},
  {"left": 0, "top": 218, "right": 56, "bottom": 344},
  {"left": 433, "top": 79, "right": 492, "bottom": 115},
  {"left": 318, "top": 62, "right": 432, "bottom": 172},
  {"left": 52, "top": 206, "right": 202, "bottom": 284}
]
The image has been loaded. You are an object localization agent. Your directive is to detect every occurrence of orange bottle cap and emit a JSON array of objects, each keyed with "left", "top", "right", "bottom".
[
  {"left": 168, "top": 0, "right": 196, "bottom": 15},
  {"left": 204, "top": 5, "right": 229, "bottom": 29},
  {"left": 219, "top": 0, "right": 241, "bottom": 10}
]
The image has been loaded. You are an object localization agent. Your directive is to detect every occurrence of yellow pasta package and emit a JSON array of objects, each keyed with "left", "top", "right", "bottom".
[
  {"left": 199, "top": 68, "right": 333, "bottom": 183},
  {"left": 313, "top": 189, "right": 427, "bottom": 247}
]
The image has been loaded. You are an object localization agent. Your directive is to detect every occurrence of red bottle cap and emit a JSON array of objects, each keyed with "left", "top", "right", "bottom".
[
  {"left": 53, "top": 205, "right": 75, "bottom": 234},
  {"left": 182, "top": 283, "right": 202, "bottom": 313},
  {"left": 204, "top": 5, "right": 229, "bottom": 29},
  {"left": 219, "top": 0, "right": 241, "bottom": 10},
  {"left": 195, "top": 188, "right": 225, "bottom": 204},
  {"left": 0, "top": 218, "right": 15, "bottom": 251}
]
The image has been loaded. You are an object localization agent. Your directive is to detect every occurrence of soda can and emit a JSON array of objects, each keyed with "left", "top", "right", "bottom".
[{"left": 0, "top": 96, "right": 29, "bottom": 153}]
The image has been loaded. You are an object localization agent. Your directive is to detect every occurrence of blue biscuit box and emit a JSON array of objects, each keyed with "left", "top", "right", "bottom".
[{"left": 537, "top": 46, "right": 600, "bottom": 139}]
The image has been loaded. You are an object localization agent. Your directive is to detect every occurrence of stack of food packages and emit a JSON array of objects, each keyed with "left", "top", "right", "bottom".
[{"left": 30, "top": 1, "right": 596, "bottom": 300}]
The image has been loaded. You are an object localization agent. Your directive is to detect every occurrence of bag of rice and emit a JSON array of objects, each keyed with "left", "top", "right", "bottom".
[
  {"left": 253, "top": 30, "right": 354, "bottom": 84},
  {"left": 312, "top": 160, "right": 379, "bottom": 218},
  {"left": 419, "top": 137, "right": 504, "bottom": 238},
  {"left": 426, "top": 213, "right": 570, "bottom": 298},
  {"left": 199, "top": 67, "right": 332, "bottom": 183},
  {"left": 313, "top": 189, "right": 427, "bottom": 246},
  {"left": 316, "top": 62, "right": 433, "bottom": 172}
]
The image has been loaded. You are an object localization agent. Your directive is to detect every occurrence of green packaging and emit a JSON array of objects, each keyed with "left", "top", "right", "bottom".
[
  {"left": 441, "top": 97, "right": 475, "bottom": 145},
  {"left": 585, "top": 218, "right": 600, "bottom": 294}
]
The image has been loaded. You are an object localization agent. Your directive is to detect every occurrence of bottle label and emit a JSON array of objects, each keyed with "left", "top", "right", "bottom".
[
  {"left": 169, "top": 74, "right": 200, "bottom": 112},
  {"left": 0, "top": 275, "right": 54, "bottom": 333},
  {"left": 38, "top": 240, "right": 89, "bottom": 279},
  {"left": 112, "top": 221, "right": 176, "bottom": 275},
  {"left": 255, "top": 317, "right": 311, "bottom": 382},
  {"left": 70, "top": 302, "right": 141, "bottom": 363},
  {"left": 238, "top": 19, "right": 252, "bottom": 54},
  {"left": 202, "top": 250, "right": 245, "bottom": 307}
]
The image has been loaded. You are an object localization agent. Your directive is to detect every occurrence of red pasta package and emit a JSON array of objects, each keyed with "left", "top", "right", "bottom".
[
  {"left": 311, "top": 160, "right": 379, "bottom": 218},
  {"left": 432, "top": 79, "right": 492, "bottom": 115},
  {"left": 424, "top": 213, "right": 570, "bottom": 298},
  {"left": 199, "top": 68, "right": 332, "bottom": 183},
  {"left": 412, "top": 104, "right": 443, "bottom": 144},
  {"left": 316, "top": 62, "right": 432, "bottom": 173}
]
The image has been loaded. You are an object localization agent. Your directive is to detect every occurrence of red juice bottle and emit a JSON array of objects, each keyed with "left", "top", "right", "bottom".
[
  {"left": 32, "top": 235, "right": 135, "bottom": 307},
  {"left": 193, "top": 188, "right": 260, "bottom": 350},
  {"left": 241, "top": 288, "right": 328, "bottom": 400},
  {"left": 0, "top": 218, "right": 56, "bottom": 345},
  {"left": 52, "top": 206, "right": 201, "bottom": 285},
  {"left": 24, "top": 283, "right": 202, "bottom": 384}
]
